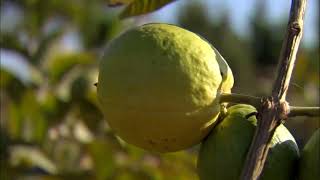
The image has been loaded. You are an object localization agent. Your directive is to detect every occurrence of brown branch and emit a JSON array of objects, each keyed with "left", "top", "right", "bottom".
[
  {"left": 240, "top": 0, "right": 307, "bottom": 180},
  {"left": 289, "top": 106, "right": 320, "bottom": 117},
  {"left": 219, "top": 93, "right": 320, "bottom": 118}
]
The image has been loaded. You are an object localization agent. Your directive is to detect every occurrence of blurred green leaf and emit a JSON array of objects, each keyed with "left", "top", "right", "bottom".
[
  {"left": 83, "top": 68, "right": 100, "bottom": 106},
  {"left": 52, "top": 140, "right": 82, "bottom": 173},
  {"left": 160, "top": 152, "right": 198, "bottom": 180},
  {"left": 119, "top": 0, "right": 176, "bottom": 19},
  {"left": 32, "top": 29, "right": 64, "bottom": 65},
  {"left": 20, "top": 91, "right": 48, "bottom": 143},
  {"left": 0, "top": 68, "right": 14, "bottom": 88},
  {"left": 0, "top": 130, "right": 10, "bottom": 171},
  {"left": 73, "top": 120, "right": 94, "bottom": 143},
  {"left": 77, "top": 2, "right": 120, "bottom": 48},
  {"left": 0, "top": 32, "right": 31, "bottom": 59},
  {"left": 6, "top": 89, "right": 48, "bottom": 143},
  {"left": 77, "top": 99, "right": 103, "bottom": 132},
  {"left": 0, "top": 161, "right": 15, "bottom": 180},
  {"left": 70, "top": 75, "right": 89, "bottom": 102},
  {"left": 47, "top": 53, "right": 95, "bottom": 83},
  {"left": 87, "top": 140, "right": 115, "bottom": 180},
  {"left": 69, "top": 72, "right": 102, "bottom": 131},
  {"left": 125, "top": 144, "right": 146, "bottom": 161},
  {"left": 8, "top": 102, "right": 23, "bottom": 140},
  {"left": 0, "top": 56, "right": 44, "bottom": 88},
  {"left": 9, "top": 145, "right": 58, "bottom": 174},
  {"left": 40, "top": 91, "right": 70, "bottom": 125}
]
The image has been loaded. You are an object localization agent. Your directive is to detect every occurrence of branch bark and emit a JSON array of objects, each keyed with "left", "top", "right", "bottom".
[
  {"left": 240, "top": 0, "right": 307, "bottom": 179},
  {"left": 288, "top": 106, "right": 320, "bottom": 117},
  {"left": 219, "top": 93, "right": 320, "bottom": 117}
]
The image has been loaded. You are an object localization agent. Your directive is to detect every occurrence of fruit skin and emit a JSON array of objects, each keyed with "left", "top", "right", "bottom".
[
  {"left": 97, "top": 23, "right": 233, "bottom": 152},
  {"left": 298, "top": 129, "right": 320, "bottom": 180},
  {"left": 197, "top": 104, "right": 299, "bottom": 180}
]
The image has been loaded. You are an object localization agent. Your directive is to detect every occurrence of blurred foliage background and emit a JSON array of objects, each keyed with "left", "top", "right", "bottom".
[{"left": 0, "top": 0, "right": 319, "bottom": 179}]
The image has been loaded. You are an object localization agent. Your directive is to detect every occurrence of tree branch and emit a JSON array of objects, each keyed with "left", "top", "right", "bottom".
[
  {"left": 289, "top": 106, "right": 320, "bottom": 117},
  {"left": 219, "top": 93, "right": 320, "bottom": 118},
  {"left": 240, "top": 0, "right": 307, "bottom": 180}
]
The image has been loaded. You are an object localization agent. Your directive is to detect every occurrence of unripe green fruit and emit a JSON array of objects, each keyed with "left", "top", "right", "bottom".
[
  {"left": 197, "top": 104, "right": 299, "bottom": 180},
  {"left": 97, "top": 23, "right": 233, "bottom": 152},
  {"left": 298, "top": 129, "right": 320, "bottom": 180}
]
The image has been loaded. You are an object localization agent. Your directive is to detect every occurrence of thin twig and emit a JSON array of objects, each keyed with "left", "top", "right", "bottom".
[
  {"left": 289, "top": 106, "right": 320, "bottom": 117},
  {"left": 219, "top": 93, "right": 320, "bottom": 118},
  {"left": 240, "top": 0, "right": 307, "bottom": 180},
  {"left": 219, "top": 93, "right": 261, "bottom": 107}
]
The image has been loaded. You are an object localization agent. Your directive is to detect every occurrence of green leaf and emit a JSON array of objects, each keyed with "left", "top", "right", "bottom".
[
  {"left": 9, "top": 145, "right": 58, "bottom": 174},
  {"left": 70, "top": 75, "right": 90, "bottom": 102},
  {"left": 0, "top": 68, "right": 15, "bottom": 88},
  {"left": 0, "top": 55, "right": 44, "bottom": 88},
  {"left": 78, "top": 4, "right": 121, "bottom": 48},
  {"left": 78, "top": 99, "right": 103, "bottom": 132},
  {"left": 87, "top": 140, "right": 115, "bottom": 180},
  {"left": 32, "top": 29, "right": 64, "bottom": 65},
  {"left": 47, "top": 53, "right": 95, "bottom": 83},
  {"left": 51, "top": 140, "right": 82, "bottom": 173},
  {"left": 40, "top": 91, "right": 70, "bottom": 125},
  {"left": 6, "top": 90, "right": 48, "bottom": 143},
  {"left": 7, "top": 102, "right": 23, "bottom": 140},
  {"left": 20, "top": 91, "right": 48, "bottom": 143},
  {"left": 0, "top": 32, "right": 30, "bottom": 59},
  {"left": 120, "top": 0, "right": 177, "bottom": 19}
]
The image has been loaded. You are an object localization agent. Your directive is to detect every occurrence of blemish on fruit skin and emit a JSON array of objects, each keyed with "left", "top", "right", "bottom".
[
  {"left": 160, "top": 138, "right": 177, "bottom": 142},
  {"left": 161, "top": 39, "right": 169, "bottom": 48}
]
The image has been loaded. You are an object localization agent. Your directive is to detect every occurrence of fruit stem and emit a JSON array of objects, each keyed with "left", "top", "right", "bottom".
[{"left": 219, "top": 93, "right": 261, "bottom": 107}]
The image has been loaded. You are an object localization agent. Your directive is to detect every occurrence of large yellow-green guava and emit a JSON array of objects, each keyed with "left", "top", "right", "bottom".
[
  {"left": 298, "top": 128, "right": 320, "bottom": 180},
  {"left": 197, "top": 104, "right": 299, "bottom": 180},
  {"left": 97, "top": 23, "right": 233, "bottom": 152}
]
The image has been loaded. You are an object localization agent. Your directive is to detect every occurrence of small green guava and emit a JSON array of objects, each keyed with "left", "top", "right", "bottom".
[
  {"left": 298, "top": 128, "right": 320, "bottom": 180},
  {"left": 97, "top": 23, "right": 233, "bottom": 152},
  {"left": 197, "top": 104, "right": 300, "bottom": 180}
]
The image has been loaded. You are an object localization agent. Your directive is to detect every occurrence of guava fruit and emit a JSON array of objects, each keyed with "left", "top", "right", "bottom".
[
  {"left": 197, "top": 104, "right": 299, "bottom": 180},
  {"left": 298, "top": 128, "right": 320, "bottom": 180},
  {"left": 97, "top": 23, "right": 234, "bottom": 152}
]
